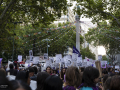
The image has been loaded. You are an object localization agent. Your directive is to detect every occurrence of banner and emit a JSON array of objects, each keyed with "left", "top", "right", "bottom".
[
  {"left": 101, "top": 61, "right": 107, "bottom": 68},
  {"left": 49, "top": 57, "right": 54, "bottom": 63},
  {"left": 98, "top": 55, "right": 102, "bottom": 61},
  {"left": 73, "top": 46, "right": 81, "bottom": 57}
]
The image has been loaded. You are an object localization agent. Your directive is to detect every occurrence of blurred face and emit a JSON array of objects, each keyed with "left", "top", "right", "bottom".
[
  {"left": 51, "top": 69, "right": 53, "bottom": 73},
  {"left": 94, "top": 77, "right": 99, "bottom": 83},
  {"left": 29, "top": 72, "right": 34, "bottom": 77},
  {"left": 47, "top": 67, "right": 51, "bottom": 74},
  {"left": 63, "top": 69, "right": 66, "bottom": 73}
]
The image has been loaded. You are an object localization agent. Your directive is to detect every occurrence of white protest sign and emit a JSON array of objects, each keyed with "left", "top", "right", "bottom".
[
  {"left": 33, "top": 56, "right": 40, "bottom": 64},
  {"left": 49, "top": 57, "right": 54, "bottom": 63},
  {"left": 40, "top": 56, "right": 44, "bottom": 60},
  {"left": 98, "top": 55, "right": 102, "bottom": 61},
  {"left": 76, "top": 57, "right": 82, "bottom": 67},
  {"left": 44, "top": 53, "right": 48, "bottom": 60},
  {"left": 54, "top": 63, "right": 59, "bottom": 68},
  {"left": 82, "top": 62, "right": 87, "bottom": 67},
  {"left": 29, "top": 50, "right": 33, "bottom": 56},
  {"left": 55, "top": 54, "right": 62, "bottom": 63},
  {"left": 87, "top": 61, "right": 93, "bottom": 66},
  {"left": 18, "top": 55, "right": 22, "bottom": 62},
  {"left": 115, "top": 65, "right": 119, "bottom": 72},
  {"left": 101, "top": 61, "right": 107, "bottom": 68},
  {"left": 72, "top": 53, "right": 78, "bottom": 62},
  {"left": 64, "top": 55, "right": 72, "bottom": 67},
  {"left": 30, "top": 56, "right": 34, "bottom": 62}
]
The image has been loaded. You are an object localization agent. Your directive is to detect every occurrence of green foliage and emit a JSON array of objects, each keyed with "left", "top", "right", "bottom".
[
  {"left": 81, "top": 47, "right": 95, "bottom": 60},
  {"left": 102, "top": 55, "right": 108, "bottom": 60}
]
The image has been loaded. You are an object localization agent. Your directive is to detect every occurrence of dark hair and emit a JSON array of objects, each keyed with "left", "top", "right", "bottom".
[
  {"left": 109, "top": 75, "right": 120, "bottom": 90},
  {"left": 46, "top": 66, "right": 51, "bottom": 73},
  {"left": 104, "top": 77, "right": 112, "bottom": 90},
  {"left": 9, "top": 63, "right": 14, "bottom": 69},
  {"left": 10, "top": 80, "right": 32, "bottom": 90},
  {"left": 103, "top": 74, "right": 109, "bottom": 84},
  {"left": 83, "top": 66, "right": 99, "bottom": 87},
  {"left": 16, "top": 71, "right": 29, "bottom": 83},
  {"left": 0, "top": 77, "right": 14, "bottom": 90},
  {"left": 43, "top": 75, "right": 63, "bottom": 90},
  {"left": 65, "top": 66, "right": 81, "bottom": 88},
  {"left": 36, "top": 72, "right": 50, "bottom": 90},
  {"left": 0, "top": 68, "right": 6, "bottom": 77},
  {"left": 60, "top": 68, "right": 66, "bottom": 80},
  {"left": 33, "top": 66, "right": 38, "bottom": 74},
  {"left": 27, "top": 67, "right": 35, "bottom": 73}
]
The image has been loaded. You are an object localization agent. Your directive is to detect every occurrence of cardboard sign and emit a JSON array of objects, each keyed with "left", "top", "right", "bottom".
[
  {"left": 55, "top": 54, "right": 62, "bottom": 63},
  {"left": 49, "top": 57, "right": 54, "bottom": 63},
  {"left": 18, "top": 55, "right": 22, "bottom": 62},
  {"left": 44, "top": 53, "right": 48, "bottom": 60}
]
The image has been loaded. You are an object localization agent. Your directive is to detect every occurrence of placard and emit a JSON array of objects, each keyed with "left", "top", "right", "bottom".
[
  {"left": 72, "top": 53, "right": 78, "bottom": 62},
  {"left": 115, "top": 65, "right": 119, "bottom": 72},
  {"left": 101, "top": 61, "right": 107, "bottom": 68},
  {"left": 29, "top": 50, "right": 33, "bottom": 56},
  {"left": 55, "top": 54, "right": 62, "bottom": 63},
  {"left": 98, "top": 55, "right": 102, "bottom": 61},
  {"left": 40, "top": 56, "right": 44, "bottom": 60},
  {"left": 33, "top": 56, "right": 40, "bottom": 64},
  {"left": 18, "top": 55, "right": 22, "bottom": 62},
  {"left": 76, "top": 57, "right": 82, "bottom": 67},
  {"left": 64, "top": 55, "right": 72, "bottom": 67},
  {"left": 44, "top": 53, "right": 48, "bottom": 60},
  {"left": 49, "top": 57, "right": 54, "bottom": 63}
]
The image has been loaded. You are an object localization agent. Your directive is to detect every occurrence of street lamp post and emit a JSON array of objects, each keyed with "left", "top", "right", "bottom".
[{"left": 12, "top": 22, "right": 22, "bottom": 62}]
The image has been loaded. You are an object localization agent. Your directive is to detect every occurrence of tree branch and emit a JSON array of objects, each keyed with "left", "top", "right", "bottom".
[
  {"left": 0, "top": 0, "right": 16, "bottom": 19},
  {"left": 101, "top": 11, "right": 120, "bottom": 27}
]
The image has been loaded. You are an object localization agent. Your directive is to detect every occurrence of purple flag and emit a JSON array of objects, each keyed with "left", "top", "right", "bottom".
[{"left": 73, "top": 46, "right": 81, "bottom": 57}]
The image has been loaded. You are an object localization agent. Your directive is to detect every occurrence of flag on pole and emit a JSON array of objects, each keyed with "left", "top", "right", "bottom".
[{"left": 73, "top": 46, "right": 81, "bottom": 57}]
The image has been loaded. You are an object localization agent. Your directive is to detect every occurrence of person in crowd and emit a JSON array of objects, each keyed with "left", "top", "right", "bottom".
[
  {"left": 60, "top": 68, "right": 66, "bottom": 81},
  {"left": 43, "top": 75, "right": 63, "bottom": 90},
  {"left": 79, "top": 66, "right": 100, "bottom": 90},
  {"left": 0, "top": 76, "right": 14, "bottom": 90},
  {"left": 16, "top": 71, "right": 31, "bottom": 85},
  {"left": 53, "top": 70, "right": 58, "bottom": 76},
  {"left": 104, "top": 75, "right": 120, "bottom": 90},
  {"left": 110, "top": 68, "right": 115, "bottom": 76},
  {"left": 0, "top": 68, "right": 6, "bottom": 77},
  {"left": 103, "top": 74, "right": 109, "bottom": 84},
  {"left": 33, "top": 66, "right": 38, "bottom": 75},
  {"left": 46, "top": 66, "right": 52, "bottom": 75},
  {"left": 10, "top": 80, "right": 32, "bottom": 90},
  {"left": 51, "top": 69, "right": 54, "bottom": 75},
  {"left": 63, "top": 66, "right": 81, "bottom": 90},
  {"left": 7, "top": 63, "right": 18, "bottom": 76},
  {"left": 30, "top": 67, "right": 37, "bottom": 81},
  {"left": 36, "top": 72, "right": 50, "bottom": 90}
]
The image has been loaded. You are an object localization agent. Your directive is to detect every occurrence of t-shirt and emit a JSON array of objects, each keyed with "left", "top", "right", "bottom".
[{"left": 80, "top": 87, "right": 93, "bottom": 90}]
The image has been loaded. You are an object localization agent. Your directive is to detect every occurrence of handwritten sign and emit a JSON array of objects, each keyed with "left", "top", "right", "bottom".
[{"left": 55, "top": 54, "right": 62, "bottom": 63}]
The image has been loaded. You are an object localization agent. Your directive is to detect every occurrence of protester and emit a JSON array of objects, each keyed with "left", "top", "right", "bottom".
[
  {"left": 60, "top": 68, "right": 66, "bottom": 81},
  {"left": 63, "top": 66, "right": 81, "bottom": 90},
  {"left": 53, "top": 70, "right": 58, "bottom": 76},
  {"left": 0, "top": 76, "right": 14, "bottom": 90},
  {"left": 104, "top": 75, "right": 120, "bottom": 90},
  {"left": 0, "top": 68, "right": 6, "bottom": 76},
  {"left": 46, "top": 66, "right": 52, "bottom": 75},
  {"left": 10, "top": 80, "right": 32, "bottom": 90},
  {"left": 79, "top": 66, "right": 100, "bottom": 90},
  {"left": 36, "top": 72, "right": 50, "bottom": 90},
  {"left": 7, "top": 63, "right": 18, "bottom": 76},
  {"left": 43, "top": 75, "right": 63, "bottom": 90},
  {"left": 16, "top": 71, "right": 31, "bottom": 85}
]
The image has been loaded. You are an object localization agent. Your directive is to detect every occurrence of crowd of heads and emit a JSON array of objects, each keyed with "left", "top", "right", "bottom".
[{"left": 0, "top": 62, "right": 120, "bottom": 90}]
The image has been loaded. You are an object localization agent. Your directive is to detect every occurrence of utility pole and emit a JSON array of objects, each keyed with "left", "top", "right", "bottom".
[{"left": 75, "top": 6, "right": 80, "bottom": 52}]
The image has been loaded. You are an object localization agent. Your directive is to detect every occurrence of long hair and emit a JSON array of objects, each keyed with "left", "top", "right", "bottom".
[
  {"left": 83, "top": 66, "right": 99, "bottom": 87},
  {"left": 60, "top": 68, "right": 66, "bottom": 80},
  {"left": 36, "top": 72, "right": 50, "bottom": 90},
  {"left": 65, "top": 66, "right": 81, "bottom": 88}
]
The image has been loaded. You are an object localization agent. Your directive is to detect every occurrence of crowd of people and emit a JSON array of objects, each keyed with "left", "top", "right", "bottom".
[{"left": 0, "top": 62, "right": 120, "bottom": 90}]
